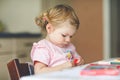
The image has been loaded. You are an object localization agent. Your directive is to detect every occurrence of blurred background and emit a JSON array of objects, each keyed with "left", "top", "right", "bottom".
[{"left": 0, "top": 0, "right": 119, "bottom": 79}]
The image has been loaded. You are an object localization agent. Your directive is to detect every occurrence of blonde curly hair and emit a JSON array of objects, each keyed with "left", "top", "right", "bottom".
[{"left": 35, "top": 4, "right": 80, "bottom": 36}]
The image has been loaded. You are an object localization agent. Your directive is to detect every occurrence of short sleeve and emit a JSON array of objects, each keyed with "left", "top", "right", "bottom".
[{"left": 30, "top": 43, "right": 50, "bottom": 65}]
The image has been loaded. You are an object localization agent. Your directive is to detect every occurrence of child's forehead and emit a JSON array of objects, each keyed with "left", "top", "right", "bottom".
[
  {"left": 54, "top": 25, "right": 76, "bottom": 34},
  {"left": 55, "top": 19, "right": 74, "bottom": 28},
  {"left": 55, "top": 25, "right": 75, "bottom": 31}
]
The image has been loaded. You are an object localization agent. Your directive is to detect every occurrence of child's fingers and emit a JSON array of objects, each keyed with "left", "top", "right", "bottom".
[
  {"left": 72, "top": 58, "right": 84, "bottom": 67},
  {"left": 78, "top": 58, "right": 84, "bottom": 65},
  {"left": 76, "top": 59, "right": 80, "bottom": 63}
]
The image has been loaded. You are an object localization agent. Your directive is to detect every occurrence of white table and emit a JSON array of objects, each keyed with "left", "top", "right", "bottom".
[{"left": 20, "top": 59, "right": 120, "bottom": 80}]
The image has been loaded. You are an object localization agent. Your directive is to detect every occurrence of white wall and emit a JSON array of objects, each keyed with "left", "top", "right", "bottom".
[{"left": 0, "top": 0, "right": 41, "bottom": 33}]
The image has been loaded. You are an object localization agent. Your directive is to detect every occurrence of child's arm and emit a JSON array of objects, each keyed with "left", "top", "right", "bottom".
[{"left": 34, "top": 61, "right": 72, "bottom": 74}]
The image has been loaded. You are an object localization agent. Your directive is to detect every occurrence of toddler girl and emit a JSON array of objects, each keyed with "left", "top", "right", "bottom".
[{"left": 30, "top": 4, "right": 84, "bottom": 74}]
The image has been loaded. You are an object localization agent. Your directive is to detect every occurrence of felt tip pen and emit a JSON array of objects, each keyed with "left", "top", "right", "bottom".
[{"left": 110, "top": 62, "right": 120, "bottom": 65}]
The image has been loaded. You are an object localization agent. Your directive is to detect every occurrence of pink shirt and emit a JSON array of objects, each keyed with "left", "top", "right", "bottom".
[{"left": 31, "top": 39, "right": 80, "bottom": 67}]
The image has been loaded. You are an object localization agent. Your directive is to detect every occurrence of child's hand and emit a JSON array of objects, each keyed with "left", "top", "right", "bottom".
[{"left": 72, "top": 58, "right": 84, "bottom": 66}]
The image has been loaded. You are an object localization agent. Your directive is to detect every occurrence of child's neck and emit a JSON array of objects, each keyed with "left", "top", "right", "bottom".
[{"left": 45, "top": 35, "right": 50, "bottom": 41}]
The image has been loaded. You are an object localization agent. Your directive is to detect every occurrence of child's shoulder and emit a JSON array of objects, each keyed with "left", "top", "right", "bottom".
[
  {"left": 33, "top": 39, "right": 52, "bottom": 48},
  {"left": 38, "top": 39, "right": 46, "bottom": 43}
]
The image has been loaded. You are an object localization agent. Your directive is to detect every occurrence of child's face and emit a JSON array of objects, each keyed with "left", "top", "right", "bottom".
[{"left": 47, "top": 20, "right": 77, "bottom": 47}]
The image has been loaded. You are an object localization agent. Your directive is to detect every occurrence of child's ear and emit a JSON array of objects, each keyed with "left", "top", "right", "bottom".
[{"left": 46, "top": 23, "right": 54, "bottom": 34}]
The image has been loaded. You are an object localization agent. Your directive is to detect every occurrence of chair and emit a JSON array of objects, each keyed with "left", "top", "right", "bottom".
[{"left": 7, "top": 59, "right": 34, "bottom": 80}]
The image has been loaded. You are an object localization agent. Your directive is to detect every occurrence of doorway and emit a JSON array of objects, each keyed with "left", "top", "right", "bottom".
[{"left": 110, "top": 0, "right": 120, "bottom": 57}]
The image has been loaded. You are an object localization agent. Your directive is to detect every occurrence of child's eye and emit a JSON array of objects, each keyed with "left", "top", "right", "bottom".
[
  {"left": 62, "top": 34, "right": 66, "bottom": 37},
  {"left": 70, "top": 36, "right": 73, "bottom": 38}
]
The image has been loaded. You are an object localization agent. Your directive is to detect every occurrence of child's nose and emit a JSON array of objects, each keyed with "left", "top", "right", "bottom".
[{"left": 66, "top": 37, "right": 71, "bottom": 42}]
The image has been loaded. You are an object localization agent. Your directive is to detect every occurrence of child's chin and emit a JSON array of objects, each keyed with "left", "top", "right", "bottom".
[
  {"left": 60, "top": 45, "right": 68, "bottom": 48},
  {"left": 55, "top": 43, "right": 69, "bottom": 48},
  {"left": 56, "top": 44, "right": 64, "bottom": 47}
]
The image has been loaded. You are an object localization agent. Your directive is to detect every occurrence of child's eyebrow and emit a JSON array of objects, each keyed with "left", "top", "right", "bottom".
[{"left": 62, "top": 33, "right": 74, "bottom": 36}]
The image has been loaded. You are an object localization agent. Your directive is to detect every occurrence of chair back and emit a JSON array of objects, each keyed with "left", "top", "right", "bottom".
[{"left": 7, "top": 59, "right": 34, "bottom": 80}]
